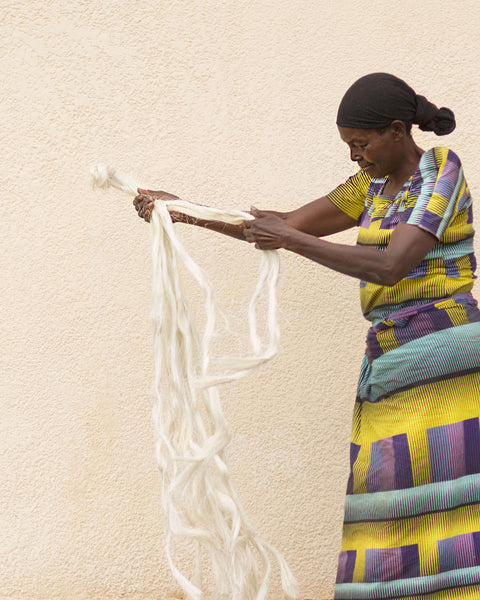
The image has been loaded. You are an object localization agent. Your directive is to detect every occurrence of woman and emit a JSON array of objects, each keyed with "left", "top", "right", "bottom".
[{"left": 134, "top": 73, "right": 480, "bottom": 599}]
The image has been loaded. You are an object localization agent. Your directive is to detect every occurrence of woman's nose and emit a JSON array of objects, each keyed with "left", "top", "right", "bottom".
[{"left": 350, "top": 148, "right": 362, "bottom": 162}]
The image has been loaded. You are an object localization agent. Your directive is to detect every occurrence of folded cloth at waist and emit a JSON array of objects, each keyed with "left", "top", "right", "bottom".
[{"left": 365, "top": 292, "right": 480, "bottom": 365}]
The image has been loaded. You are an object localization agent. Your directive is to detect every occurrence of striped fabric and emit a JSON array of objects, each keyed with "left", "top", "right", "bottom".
[
  {"left": 327, "top": 147, "right": 476, "bottom": 323},
  {"left": 328, "top": 148, "right": 480, "bottom": 599}
]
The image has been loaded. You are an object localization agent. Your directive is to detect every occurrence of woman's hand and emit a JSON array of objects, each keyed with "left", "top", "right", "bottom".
[
  {"left": 243, "top": 207, "right": 294, "bottom": 250},
  {"left": 133, "top": 189, "right": 181, "bottom": 223}
]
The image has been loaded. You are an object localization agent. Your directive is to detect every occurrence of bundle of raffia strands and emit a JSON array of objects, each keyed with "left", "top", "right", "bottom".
[{"left": 90, "top": 164, "right": 298, "bottom": 600}]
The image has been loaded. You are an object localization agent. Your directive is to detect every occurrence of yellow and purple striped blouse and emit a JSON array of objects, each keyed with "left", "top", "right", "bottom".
[{"left": 327, "top": 147, "right": 476, "bottom": 323}]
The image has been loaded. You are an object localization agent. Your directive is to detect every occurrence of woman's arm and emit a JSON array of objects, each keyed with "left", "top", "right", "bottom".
[
  {"left": 279, "top": 196, "right": 359, "bottom": 237},
  {"left": 244, "top": 209, "right": 437, "bottom": 286},
  {"left": 133, "top": 190, "right": 358, "bottom": 240}
]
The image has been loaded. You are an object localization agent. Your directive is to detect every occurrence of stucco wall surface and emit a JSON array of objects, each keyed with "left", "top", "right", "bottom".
[{"left": 2, "top": 1, "right": 480, "bottom": 599}]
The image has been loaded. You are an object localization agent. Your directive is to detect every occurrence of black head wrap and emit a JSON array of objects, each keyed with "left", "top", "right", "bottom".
[{"left": 336, "top": 73, "right": 455, "bottom": 135}]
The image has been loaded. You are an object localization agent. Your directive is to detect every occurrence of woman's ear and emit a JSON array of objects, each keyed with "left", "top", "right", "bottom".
[{"left": 390, "top": 120, "right": 407, "bottom": 140}]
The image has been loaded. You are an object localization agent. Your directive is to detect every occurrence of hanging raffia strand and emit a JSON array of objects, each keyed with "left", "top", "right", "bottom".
[{"left": 91, "top": 164, "right": 298, "bottom": 600}]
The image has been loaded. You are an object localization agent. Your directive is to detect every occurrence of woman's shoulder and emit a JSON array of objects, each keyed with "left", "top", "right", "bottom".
[
  {"left": 417, "top": 147, "right": 463, "bottom": 172},
  {"left": 327, "top": 168, "right": 372, "bottom": 201},
  {"left": 410, "top": 147, "right": 470, "bottom": 216},
  {"left": 326, "top": 168, "right": 372, "bottom": 221}
]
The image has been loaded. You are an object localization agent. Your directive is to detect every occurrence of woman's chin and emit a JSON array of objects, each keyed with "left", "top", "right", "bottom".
[
  {"left": 361, "top": 164, "right": 376, "bottom": 176},
  {"left": 366, "top": 165, "right": 387, "bottom": 179}
]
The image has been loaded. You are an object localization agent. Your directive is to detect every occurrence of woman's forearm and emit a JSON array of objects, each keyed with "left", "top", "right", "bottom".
[
  {"left": 174, "top": 212, "right": 246, "bottom": 240},
  {"left": 175, "top": 210, "right": 289, "bottom": 241},
  {"left": 282, "top": 228, "right": 397, "bottom": 286},
  {"left": 244, "top": 211, "right": 437, "bottom": 287}
]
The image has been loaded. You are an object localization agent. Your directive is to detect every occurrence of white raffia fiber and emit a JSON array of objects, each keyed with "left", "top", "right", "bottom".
[{"left": 91, "top": 164, "right": 298, "bottom": 600}]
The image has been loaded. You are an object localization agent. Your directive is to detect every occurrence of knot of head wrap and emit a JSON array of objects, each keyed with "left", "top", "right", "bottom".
[
  {"left": 336, "top": 73, "right": 455, "bottom": 136},
  {"left": 414, "top": 94, "right": 456, "bottom": 135}
]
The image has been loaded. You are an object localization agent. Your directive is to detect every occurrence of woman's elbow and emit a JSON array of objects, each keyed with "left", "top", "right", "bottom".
[
  {"left": 371, "top": 261, "right": 405, "bottom": 287},
  {"left": 382, "top": 272, "right": 404, "bottom": 287}
]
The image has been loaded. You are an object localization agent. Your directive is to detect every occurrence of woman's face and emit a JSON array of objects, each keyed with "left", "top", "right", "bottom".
[{"left": 338, "top": 126, "right": 400, "bottom": 179}]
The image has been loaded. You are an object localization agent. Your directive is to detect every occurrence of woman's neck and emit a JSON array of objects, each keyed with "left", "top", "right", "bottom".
[{"left": 384, "top": 141, "right": 424, "bottom": 195}]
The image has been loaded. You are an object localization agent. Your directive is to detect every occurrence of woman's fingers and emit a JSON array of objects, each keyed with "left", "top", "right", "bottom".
[
  {"left": 134, "top": 189, "right": 182, "bottom": 225},
  {"left": 243, "top": 212, "right": 287, "bottom": 249},
  {"left": 242, "top": 220, "right": 254, "bottom": 242},
  {"left": 139, "top": 202, "right": 154, "bottom": 218},
  {"left": 134, "top": 193, "right": 152, "bottom": 207},
  {"left": 133, "top": 194, "right": 155, "bottom": 222},
  {"left": 134, "top": 195, "right": 184, "bottom": 224},
  {"left": 243, "top": 224, "right": 279, "bottom": 249}
]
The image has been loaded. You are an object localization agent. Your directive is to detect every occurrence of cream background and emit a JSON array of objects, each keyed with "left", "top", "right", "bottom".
[{"left": 2, "top": 1, "right": 480, "bottom": 599}]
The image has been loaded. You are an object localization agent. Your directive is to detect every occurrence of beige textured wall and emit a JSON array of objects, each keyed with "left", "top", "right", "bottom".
[{"left": 2, "top": 1, "right": 480, "bottom": 598}]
